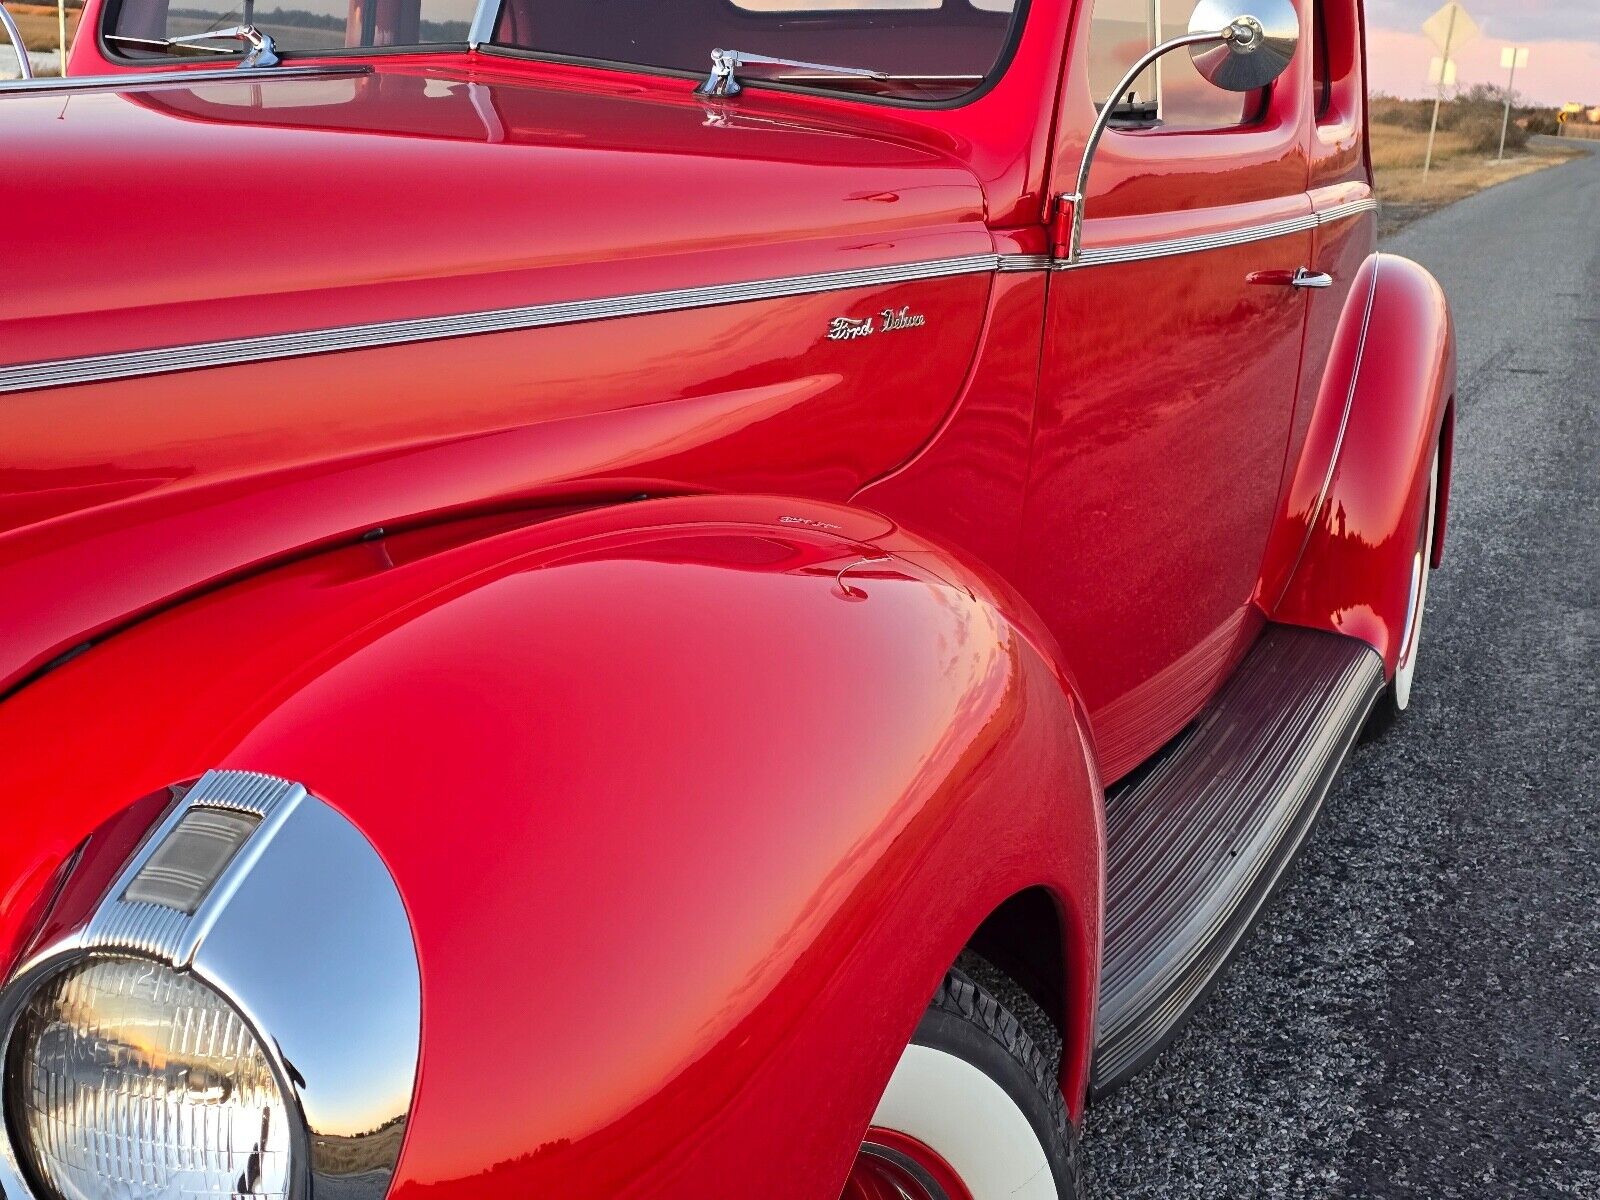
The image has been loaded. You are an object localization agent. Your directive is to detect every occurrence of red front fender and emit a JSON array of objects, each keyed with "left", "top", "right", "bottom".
[
  {"left": 0, "top": 494, "right": 1103, "bottom": 1199},
  {"left": 1265, "top": 253, "right": 1456, "bottom": 674}
]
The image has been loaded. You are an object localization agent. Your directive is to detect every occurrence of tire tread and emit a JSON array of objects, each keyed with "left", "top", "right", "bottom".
[{"left": 927, "top": 967, "right": 1086, "bottom": 1200}]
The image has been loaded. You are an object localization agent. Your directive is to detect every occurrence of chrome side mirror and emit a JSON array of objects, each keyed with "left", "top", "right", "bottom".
[
  {"left": 1057, "top": 0, "right": 1299, "bottom": 264},
  {"left": 1187, "top": 0, "right": 1299, "bottom": 92}
]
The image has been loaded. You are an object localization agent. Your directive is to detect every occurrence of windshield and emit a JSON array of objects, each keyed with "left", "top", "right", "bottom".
[
  {"left": 489, "top": 0, "right": 1025, "bottom": 103},
  {"left": 105, "top": 0, "right": 474, "bottom": 57}
]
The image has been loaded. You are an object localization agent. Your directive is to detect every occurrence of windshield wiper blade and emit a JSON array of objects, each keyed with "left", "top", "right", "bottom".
[
  {"left": 106, "top": 24, "right": 281, "bottom": 68},
  {"left": 694, "top": 48, "right": 887, "bottom": 98}
]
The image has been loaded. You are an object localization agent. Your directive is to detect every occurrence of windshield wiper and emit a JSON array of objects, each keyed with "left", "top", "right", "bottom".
[
  {"left": 694, "top": 48, "right": 887, "bottom": 98},
  {"left": 105, "top": 24, "right": 281, "bottom": 68}
]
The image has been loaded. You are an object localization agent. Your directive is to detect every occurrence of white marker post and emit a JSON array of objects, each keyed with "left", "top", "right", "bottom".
[
  {"left": 56, "top": 0, "right": 65, "bottom": 76},
  {"left": 1497, "top": 46, "right": 1530, "bottom": 161},
  {"left": 1422, "top": 2, "right": 1479, "bottom": 177}
]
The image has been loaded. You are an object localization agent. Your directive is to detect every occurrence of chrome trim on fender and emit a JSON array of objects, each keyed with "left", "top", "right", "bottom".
[
  {"left": 1, "top": 198, "right": 1377, "bottom": 393},
  {"left": 0, "top": 769, "right": 422, "bottom": 1200},
  {"left": 0, "top": 253, "right": 1000, "bottom": 394},
  {"left": 0, "top": 62, "right": 371, "bottom": 94}
]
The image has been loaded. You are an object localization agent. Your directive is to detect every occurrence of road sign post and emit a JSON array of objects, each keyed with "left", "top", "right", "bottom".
[
  {"left": 1422, "top": 2, "right": 1479, "bottom": 177},
  {"left": 1497, "top": 46, "right": 1530, "bottom": 161}
]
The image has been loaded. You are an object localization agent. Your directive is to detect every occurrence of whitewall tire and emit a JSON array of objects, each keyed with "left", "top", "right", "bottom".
[{"left": 844, "top": 967, "right": 1084, "bottom": 1200}]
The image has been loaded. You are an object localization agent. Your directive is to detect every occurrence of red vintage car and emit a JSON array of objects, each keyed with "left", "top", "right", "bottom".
[{"left": 0, "top": 0, "right": 1453, "bottom": 1194}]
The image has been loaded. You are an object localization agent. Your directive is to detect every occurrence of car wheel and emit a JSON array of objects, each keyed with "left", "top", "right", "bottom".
[
  {"left": 1366, "top": 445, "right": 1440, "bottom": 738},
  {"left": 842, "top": 966, "right": 1085, "bottom": 1200}
]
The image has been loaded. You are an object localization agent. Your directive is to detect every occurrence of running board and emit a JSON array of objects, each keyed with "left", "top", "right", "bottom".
[{"left": 1090, "top": 624, "right": 1384, "bottom": 1096}]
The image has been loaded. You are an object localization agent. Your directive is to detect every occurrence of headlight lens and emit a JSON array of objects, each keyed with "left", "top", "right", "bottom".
[{"left": 5, "top": 956, "right": 292, "bottom": 1200}]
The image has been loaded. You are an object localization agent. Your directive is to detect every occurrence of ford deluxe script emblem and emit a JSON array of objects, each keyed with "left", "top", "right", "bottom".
[{"left": 827, "top": 306, "right": 927, "bottom": 341}]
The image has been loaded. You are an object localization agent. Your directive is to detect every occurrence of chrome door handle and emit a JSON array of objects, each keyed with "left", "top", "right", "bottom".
[
  {"left": 1246, "top": 267, "right": 1334, "bottom": 289},
  {"left": 1290, "top": 268, "right": 1334, "bottom": 289}
]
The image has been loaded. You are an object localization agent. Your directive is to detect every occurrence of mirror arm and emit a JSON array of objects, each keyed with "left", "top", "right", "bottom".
[
  {"left": 1059, "top": 25, "right": 1243, "bottom": 265},
  {"left": 0, "top": 1, "right": 32, "bottom": 81}
]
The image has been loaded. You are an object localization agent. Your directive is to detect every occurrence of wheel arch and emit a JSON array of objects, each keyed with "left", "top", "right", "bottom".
[{"left": 0, "top": 493, "right": 1105, "bottom": 1199}]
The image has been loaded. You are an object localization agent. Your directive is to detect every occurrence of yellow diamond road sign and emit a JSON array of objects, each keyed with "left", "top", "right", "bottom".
[{"left": 1423, "top": 2, "right": 1479, "bottom": 55}]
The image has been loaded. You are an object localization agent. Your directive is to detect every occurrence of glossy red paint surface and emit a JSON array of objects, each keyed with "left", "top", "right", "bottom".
[
  {"left": 0, "top": 496, "right": 1103, "bottom": 1197},
  {"left": 1, "top": 0, "right": 1456, "bottom": 1192},
  {"left": 1271, "top": 254, "right": 1455, "bottom": 668}
]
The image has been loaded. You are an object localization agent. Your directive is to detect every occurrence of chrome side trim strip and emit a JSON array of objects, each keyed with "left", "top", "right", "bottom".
[
  {"left": 1058, "top": 197, "right": 1375, "bottom": 271},
  {"left": 999, "top": 197, "right": 1376, "bottom": 276},
  {"left": 996, "top": 253, "right": 1053, "bottom": 272},
  {"left": 0, "top": 254, "right": 1000, "bottom": 394},
  {"left": 1067, "top": 210, "right": 1321, "bottom": 268},
  {"left": 0, "top": 63, "right": 371, "bottom": 95},
  {"left": 1317, "top": 196, "right": 1380, "bottom": 225},
  {"left": 2, "top": 198, "right": 1377, "bottom": 393}
]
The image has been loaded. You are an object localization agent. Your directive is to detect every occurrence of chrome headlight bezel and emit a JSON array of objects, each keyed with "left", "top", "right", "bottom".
[{"left": 0, "top": 770, "right": 421, "bottom": 1200}]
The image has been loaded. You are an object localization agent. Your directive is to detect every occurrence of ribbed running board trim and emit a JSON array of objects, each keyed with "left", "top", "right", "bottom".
[{"left": 1090, "top": 625, "right": 1384, "bottom": 1095}]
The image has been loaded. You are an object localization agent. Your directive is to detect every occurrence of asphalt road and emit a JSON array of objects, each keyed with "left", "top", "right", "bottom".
[{"left": 1082, "top": 143, "right": 1600, "bottom": 1197}]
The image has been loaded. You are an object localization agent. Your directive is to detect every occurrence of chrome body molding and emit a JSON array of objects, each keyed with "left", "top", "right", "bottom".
[
  {"left": 0, "top": 769, "right": 422, "bottom": 1200},
  {"left": 1069, "top": 209, "right": 1319, "bottom": 268},
  {"left": 1316, "top": 196, "right": 1382, "bottom": 225},
  {"left": 1056, "top": 197, "right": 1378, "bottom": 271},
  {"left": 1, "top": 199, "right": 1376, "bottom": 393},
  {"left": 0, "top": 254, "right": 1000, "bottom": 394},
  {"left": 0, "top": 62, "right": 371, "bottom": 95},
  {"left": 995, "top": 253, "right": 1054, "bottom": 272}
]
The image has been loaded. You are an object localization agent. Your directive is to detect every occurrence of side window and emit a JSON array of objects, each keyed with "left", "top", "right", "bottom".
[{"left": 1087, "top": 0, "right": 1264, "bottom": 130}]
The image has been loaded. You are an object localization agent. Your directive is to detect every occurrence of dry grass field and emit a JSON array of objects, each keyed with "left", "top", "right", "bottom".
[
  {"left": 1372, "top": 123, "right": 1582, "bottom": 201},
  {"left": 7, "top": 3, "right": 81, "bottom": 57},
  {"left": 1368, "top": 93, "right": 1587, "bottom": 234}
]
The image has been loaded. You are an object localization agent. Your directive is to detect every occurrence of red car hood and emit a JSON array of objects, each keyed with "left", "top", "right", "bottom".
[
  {"left": 0, "top": 60, "right": 993, "bottom": 693},
  {"left": 3, "top": 60, "right": 985, "bottom": 367}
]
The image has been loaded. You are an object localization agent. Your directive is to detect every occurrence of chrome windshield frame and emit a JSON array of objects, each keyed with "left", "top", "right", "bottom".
[{"left": 468, "top": 0, "right": 501, "bottom": 49}]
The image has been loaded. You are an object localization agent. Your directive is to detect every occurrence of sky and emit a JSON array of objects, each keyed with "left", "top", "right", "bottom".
[{"left": 1365, "top": 0, "right": 1600, "bottom": 105}]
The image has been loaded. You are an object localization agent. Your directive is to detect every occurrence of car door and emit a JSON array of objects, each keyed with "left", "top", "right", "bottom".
[{"left": 1015, "top": 0, "right": 1315, "bottom": 782}]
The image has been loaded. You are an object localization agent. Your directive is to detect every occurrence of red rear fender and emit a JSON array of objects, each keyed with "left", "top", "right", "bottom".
[
  {"left": 1264, "top": 254, "right": 1456, "bottom": 673},
  {"left": 0, "top": 494, "right": 1103, "bottom": 1199}
]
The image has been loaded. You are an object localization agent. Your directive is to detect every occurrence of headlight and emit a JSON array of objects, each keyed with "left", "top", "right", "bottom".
[{"left": 4, "top": 956, "right": 292, "bottom": 1200}]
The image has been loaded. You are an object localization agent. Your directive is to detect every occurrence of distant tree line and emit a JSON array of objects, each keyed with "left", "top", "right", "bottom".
[{"left": 1371, "top": 86, "right": 1538, "bottom": 153}]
